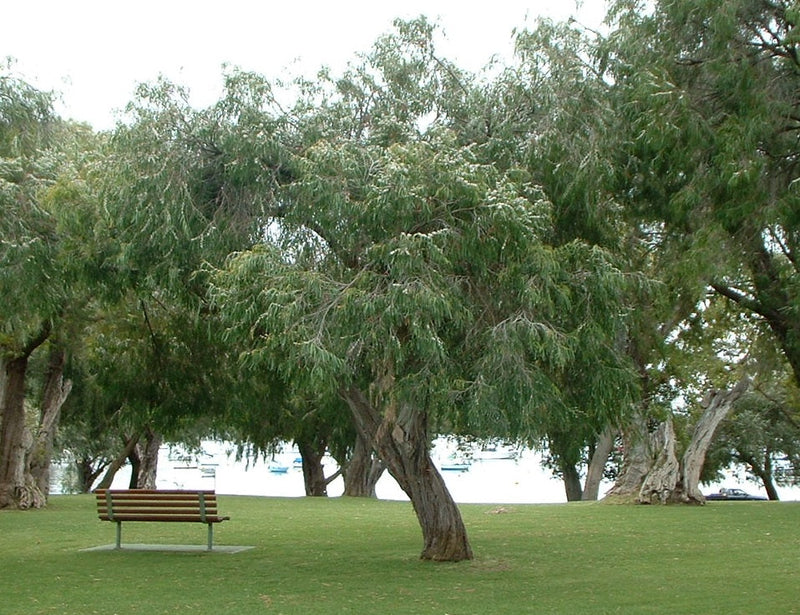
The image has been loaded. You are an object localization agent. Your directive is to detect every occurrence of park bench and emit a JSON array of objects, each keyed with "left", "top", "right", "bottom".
[{"left": 95, "top": 489, "right": 230, "bottom": 551}]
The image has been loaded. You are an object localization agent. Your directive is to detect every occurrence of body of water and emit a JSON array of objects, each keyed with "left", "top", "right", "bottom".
[{"left": 62, "top": 437, "right": 800, "bottom": 503}]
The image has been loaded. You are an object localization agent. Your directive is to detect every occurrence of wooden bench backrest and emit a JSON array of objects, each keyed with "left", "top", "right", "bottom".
[{"left": 95, "top": 489, "right": 227, "bottom": 523}]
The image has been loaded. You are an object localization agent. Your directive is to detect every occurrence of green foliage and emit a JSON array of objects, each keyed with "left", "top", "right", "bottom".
[
  {"left": 210, "top": 19, "right": 641, "bottom": 450},
  {"left": 604, "top": 0, "right": 800, "bottom": 383},
  {"left": 707, "top": 379, "right": 800, "bottom": 487},
  {"left": 0, "top": 67, "right": 105, "bottom": 366}
]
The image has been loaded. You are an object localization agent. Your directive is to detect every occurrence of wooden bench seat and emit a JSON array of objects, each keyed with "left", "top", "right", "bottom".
[{"left": 95, "top": 489, "right": 230, "bottom": 551}]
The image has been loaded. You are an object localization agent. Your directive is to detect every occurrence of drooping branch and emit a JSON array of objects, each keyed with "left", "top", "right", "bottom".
[{"left": 711, "top": 283, "right": 775, "bottom": 322}]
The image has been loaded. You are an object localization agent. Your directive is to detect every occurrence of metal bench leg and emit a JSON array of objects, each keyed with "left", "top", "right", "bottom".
[
  {"left": 207, "top": 524, "right": 213, "bottom": 551},
  {"left": 116, "top": 522, "right": 122, "bottom": 549}
]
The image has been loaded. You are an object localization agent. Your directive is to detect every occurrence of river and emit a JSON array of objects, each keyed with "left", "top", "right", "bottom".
[{"left": 56, "top": 437, "right": 800, "bottom": 503}]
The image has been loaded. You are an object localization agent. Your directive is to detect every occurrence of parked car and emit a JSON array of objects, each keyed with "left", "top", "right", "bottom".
[{"left": 705, "top": 487, "right": 767, "bottom": 501}]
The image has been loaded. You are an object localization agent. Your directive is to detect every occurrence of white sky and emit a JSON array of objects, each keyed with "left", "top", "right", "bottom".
[{"left": 3, "top": 1, "right": 609, "bottom": 130}]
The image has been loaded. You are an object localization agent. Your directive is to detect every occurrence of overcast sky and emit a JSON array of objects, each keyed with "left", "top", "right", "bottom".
[{"left": 3, "top": 1, "right": 609, "bottom": 130}]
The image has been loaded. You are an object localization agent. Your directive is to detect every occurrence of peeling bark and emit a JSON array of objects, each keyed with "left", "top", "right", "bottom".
[
  {"left": 28, "top": 347, "right": 72, "bottom": 499},
  {"left": 0, "top": 324, "right": 51, "bottom": 509},
  {"left": 342, "top": 430, "right": 385, "bottom": 498},
  {"left": 0, "top": 357, "right": 31, "bottom": 508},
  {"left": 135, "top": 428, "right": 161, "bottom": 489},
  {"left": 604, "top": 412, "right": 654, "bottom": 503},
  {"left": 638, "top": 419, "right": 680, "bottom": 504},
  {"left": 606, "top": 378, "right": 750, "bottom": 505},
  {"left": 676, "top": 378, "right": 750, "bottom": 503},
  {"left": 342, "top": 385, "right": 472, "bottom": 561}
]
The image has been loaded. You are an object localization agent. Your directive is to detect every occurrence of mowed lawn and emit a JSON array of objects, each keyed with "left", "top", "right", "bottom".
[{"left": 1, "top": 494, "right": 797, "bottom": 614}]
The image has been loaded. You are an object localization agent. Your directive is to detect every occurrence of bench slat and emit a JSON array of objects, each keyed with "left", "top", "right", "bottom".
[
  {"left": 97, "top": 493, "right": 217, "bottom": 501},
  {"left": 95, "top": 501, "right": 219, "bottom": 509},
  {"left": 98, "top": 514, "right": 229, "bottom": 523},
  {"left": 96, "top": 509, "right": 223, "bottom": 517}
]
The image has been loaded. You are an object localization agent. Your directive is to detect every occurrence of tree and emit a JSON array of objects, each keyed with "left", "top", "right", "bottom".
[
  {"left": 585, "top": 0, "right": 800, "bottom": 503},
  {"left": 604, "top": 0, "right": 800, "bottom": 383},
  {"left": 0, "top": 67, "right": 101, "bottom": 508},
  {"left": 211, "top": 19, "right": 638, "bottom": 561}
]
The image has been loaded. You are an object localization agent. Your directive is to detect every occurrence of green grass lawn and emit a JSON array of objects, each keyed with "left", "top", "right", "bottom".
[{"left": 1, "top": 495, "right": 797, "bottom": 614}]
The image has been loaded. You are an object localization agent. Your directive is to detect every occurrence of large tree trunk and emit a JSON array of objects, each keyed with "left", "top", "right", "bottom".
[
  {"left": 0, "top": 357, "right": 31, "bottom": 508},
  {"left": 675, "top": 379, "right": 749, "bottom": 503},
  {"left": 28, "top": 347, "right": 72, "bottom": 499},
  {"left": 134, "top": 428, "right": 161, "bottom": 489},
  {"left": 561, "top": 462, "right": 583, "bottom": 502},
  {"left": 342, "top": 430, "right": 385, "bottom": 498},
  {"left": 604, "top": 412, "right": 654, "bottom": 503},
  {"left": 0, "top": 326, "right": 51, "bottom": 509},
  {"left": 342, "top": 385, "right": 473, "bottom": 561},
  {"left": 297, "top": 438, "right": 330, "bottom": 497},
  {"left": 608, "top": 379, "right": 750, "bottom": 505},
  {"left": 582, "top": 427, "right": 615, "bottom": 501},
  {"left": 637, "top": 419, "right": 681, "bottom": 504}
]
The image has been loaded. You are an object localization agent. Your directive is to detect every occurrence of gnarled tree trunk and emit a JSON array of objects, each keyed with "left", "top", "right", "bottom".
[
  {"left": 637, "top": 419, "right": 680, "bottom": 504},
  {"left": 0, "top": 325, "right": 51, "bottom": 509},
  {"left": 0, "top": 357, "right": 31, "bottom": 508},
  {"left": 342, "top": 385, "right": 472, "bottom": 561},
  {"left": 606, "top": 378, "right": 750, "bottom": 505},
  {"left": 342, "top": 430, "right": 385, "bottom": 497},
  {"left": 28, "top": 347, "right": 72, "bottom": 499},
  {"left": 297, "top": 438, "right": 332, "bottom": 497},
  {"left": 134, "top": 427, "right": 161, "bottom": 489},
  {"left": 675, "top": 378, "right": 750, "bottom": 503},
  {"left": 604, "top": 411, "right": 654, "bottom": 503}
]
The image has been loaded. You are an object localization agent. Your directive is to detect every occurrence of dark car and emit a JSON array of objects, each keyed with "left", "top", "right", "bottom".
[{"left": 705, "top": 487, "right": 767, "bottom": 501}]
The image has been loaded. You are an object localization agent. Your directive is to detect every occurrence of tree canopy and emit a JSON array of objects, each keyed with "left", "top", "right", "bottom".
[{"left": 2, "top": 1, "right": 800, "bottom": 562}]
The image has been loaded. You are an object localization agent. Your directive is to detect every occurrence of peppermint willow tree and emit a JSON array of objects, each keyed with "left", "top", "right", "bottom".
[
  {"left": 596, "top": 0, "right": 800, "bottom": 503},
  {"left": 0, "top": 68, "right": 102, "bottom": 508},
  {"left": 211, "top": 19, "right": 638, "bottom": 561}
]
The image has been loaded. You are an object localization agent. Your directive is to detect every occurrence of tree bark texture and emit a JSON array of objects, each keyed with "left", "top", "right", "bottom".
[
  {"left": 637, "top": 419, "right": 680, "bottom": 504},
  {"left": 0, "top": 325, "right": 51, "bottom": 509},
  {"left": 28, "top": 347, "right": 72, "bottom": 499},
  {"left": 342, "top": 430, "right": 385, "bottom": 498},
  {"left": 604, "top": 412, "right": 654, "bottom": 503},
  {"left": 675, "top": 378, "right": 750, "bottom": 504},
  {"left": 607, "top": 379, "right": 750, "bottom": 505},
  {"left": 134, "top": 428, "right": 161, "bottom": 489},
  {"left": 582, "top": 427, "right": 615, "bottom": 501},
  {"left": 0, "top": 357, "right": 30, "bottom": 508},
  {"left": 561, "top": 462, "right": 584, "bottom": 502},
  {"left": 298, "top": 438, "right": 330, "bottom": 497},
  {"left": 342, "top": 385, "right": 473, "bottom": 561}
]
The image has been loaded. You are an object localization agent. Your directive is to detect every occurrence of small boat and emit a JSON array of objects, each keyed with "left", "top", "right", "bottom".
[{"left": 440, "top": 460, "right": 471, "bottom": 472}]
